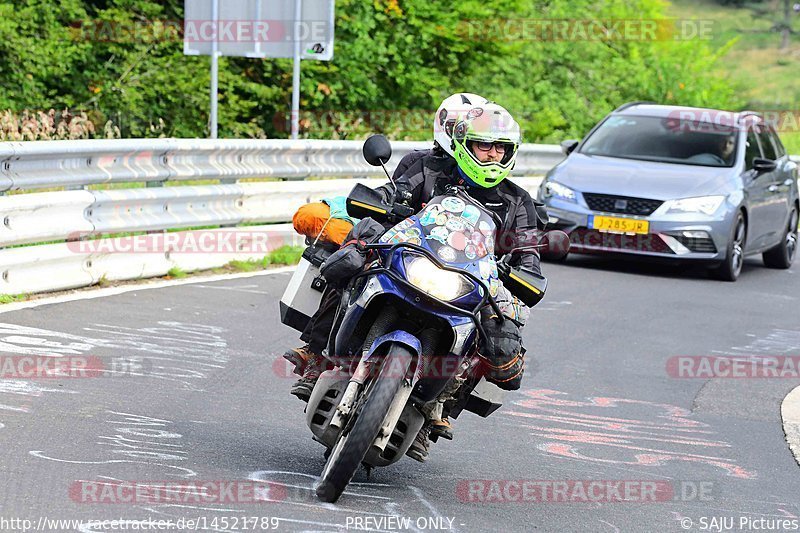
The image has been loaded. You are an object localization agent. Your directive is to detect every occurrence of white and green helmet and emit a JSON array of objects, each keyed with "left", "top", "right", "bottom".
[
  {"left": 451, "top": 103, "right": 521, "bottom": 188},
  {"left": 433, "top": 93, "right": 490, "bottom": 158}
]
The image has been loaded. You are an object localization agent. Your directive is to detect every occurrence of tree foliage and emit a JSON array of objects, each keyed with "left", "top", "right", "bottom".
[{"left": 0, "top": 0, "right": 743, "bottom": 142}]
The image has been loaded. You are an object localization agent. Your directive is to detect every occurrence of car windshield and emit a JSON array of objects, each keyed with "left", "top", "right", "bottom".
[{"left": 579, "top": 115, "right": 739, "bottom": 168}]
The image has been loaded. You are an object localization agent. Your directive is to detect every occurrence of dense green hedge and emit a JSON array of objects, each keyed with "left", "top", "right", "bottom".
[{"left": 0, "top": 0, "right": 743, "bottom": 141}]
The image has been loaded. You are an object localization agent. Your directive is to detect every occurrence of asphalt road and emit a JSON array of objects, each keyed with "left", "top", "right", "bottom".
[{"left": 0, "top": 254, "right": 799, "bottom": 533}]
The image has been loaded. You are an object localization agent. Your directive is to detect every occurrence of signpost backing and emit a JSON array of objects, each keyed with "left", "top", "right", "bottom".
[{"left": 184, "top": 0, "right": 335, "bottom": 138}]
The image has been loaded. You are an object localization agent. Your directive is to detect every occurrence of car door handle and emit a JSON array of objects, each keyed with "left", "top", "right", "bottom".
[{"left": 768, "top": 185, "right": 778, "bottom": 192}]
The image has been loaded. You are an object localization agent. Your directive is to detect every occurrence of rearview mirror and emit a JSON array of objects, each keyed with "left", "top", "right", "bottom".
[
  {"left": 363, "top": 135, "right": 393, "bottom": 166},
  {"left": 752, "top": 157, "right": 777, "bottom": 173},
  {"left": 560, "top": 140, "right": 579, "bottom": 156},
  {"left": 540, "top": 230, "right": 570, "bottom": 260}
]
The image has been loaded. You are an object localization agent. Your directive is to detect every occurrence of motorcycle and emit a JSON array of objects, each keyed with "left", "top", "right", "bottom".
[{"left": 284, "top": 135, "right": 568, "bottom": 503}]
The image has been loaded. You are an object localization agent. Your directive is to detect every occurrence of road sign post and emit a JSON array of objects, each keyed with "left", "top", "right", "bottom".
[
  {"left": 291, "top": 0, "right": 302, "bottom": 139},
  {"left": 210, "top": 0, "right": 219, "bottom": 139},
  {"left": 184, "top": 0, "right": 335, "bottom": 139}
]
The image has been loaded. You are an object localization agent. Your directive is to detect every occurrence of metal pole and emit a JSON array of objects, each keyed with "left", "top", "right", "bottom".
[
  {"left": 290, "top": 0, "right": 302, "bottom": 139},
  {"left": 210, "top": 0, "right": 220, "bottom": 138}
]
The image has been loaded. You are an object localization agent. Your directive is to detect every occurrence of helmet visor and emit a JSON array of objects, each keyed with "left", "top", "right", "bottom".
[{"left": 466, "top": 139, "right": 518, "bottom": 166}]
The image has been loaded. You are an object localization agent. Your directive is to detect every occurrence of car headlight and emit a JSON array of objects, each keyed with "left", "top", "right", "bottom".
[
  {"left": 543, "top": 181, "right": 577, "bottom": 202},
  {"left": 665, "top": 195, "right": 726, "bottom": 216},
  {"left": 405, "top": 256, "right": 472, "bottom": 301}
]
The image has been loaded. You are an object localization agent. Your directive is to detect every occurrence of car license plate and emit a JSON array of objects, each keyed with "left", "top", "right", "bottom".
[{"left": 590, "top": 215, "right": 649, "bottom": 234}]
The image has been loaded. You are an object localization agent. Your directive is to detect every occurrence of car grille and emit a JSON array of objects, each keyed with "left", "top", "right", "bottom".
[
  {"left": 671, "top": 234, "right": 718, "bottom": 254},
  {"left": 570, "top": 228, "right": 674, "bottom": 254},
  {"left": 583, "top": 193, "right": 663, "bottom": 216}
]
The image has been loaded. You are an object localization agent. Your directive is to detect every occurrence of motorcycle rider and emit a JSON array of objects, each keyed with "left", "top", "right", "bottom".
[
  {"left": 285, "top": 100, "right": 548, "bottom": 460},
  {"left": 285, "top": 93, "right": 490, "bottom": 400},
  {"left": 396, "top": 103, "right": 546, "bottom": 460}
]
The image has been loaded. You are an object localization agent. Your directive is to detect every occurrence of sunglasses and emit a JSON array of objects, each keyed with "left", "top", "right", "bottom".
[{"left": 473, "top": 141, "right": 508, "bottom": 154}]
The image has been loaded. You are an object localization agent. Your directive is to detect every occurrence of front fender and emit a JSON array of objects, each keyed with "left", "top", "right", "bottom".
[{"left": 364, "top": 331, "right": 421, "bottom": 361}]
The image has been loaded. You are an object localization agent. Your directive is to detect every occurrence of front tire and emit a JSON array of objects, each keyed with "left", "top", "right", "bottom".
[
  {"left": 315, "top": 343, "right": 412, "bottom": 503},
  {"left": 710, "top": 211, "right": 746, "bottom": 282},
  {"left": 762, "top": 207, "right": 798, "bottom": 269}
]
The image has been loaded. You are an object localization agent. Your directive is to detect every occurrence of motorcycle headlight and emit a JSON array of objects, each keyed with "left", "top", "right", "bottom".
[
  {"left": 665, "top": 195, "right": 725, "bottom": 216},
  {"left": 543, "top": 181, "right": 577, "bottom": 202},
  {"left": 405, "top": 256, "right": 473, "bottom": 301}
]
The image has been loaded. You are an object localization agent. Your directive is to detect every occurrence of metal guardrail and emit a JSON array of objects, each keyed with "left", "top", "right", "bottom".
[
  {"left": 0, "top": 137, "right": 796, "bottom": 297},
  {"left": 0, "top": 138, "right": 564, "bottom": 191},
  {"left": 0, "top": 138, "right": 561, "bottom": 296}
]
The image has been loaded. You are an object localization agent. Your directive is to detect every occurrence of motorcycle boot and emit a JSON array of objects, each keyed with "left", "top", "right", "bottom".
[
  {"left": 290, "top": 351, "right": 329, "bottom": 402},
  {"left": 283, "top": 344, "right": 314, "bottom": 376},
  {"left": 429, "top": 417, "right": 453, "bottom": 441},
  {"left": 406, "top": 424, "right": 432, "bottom": 462}
]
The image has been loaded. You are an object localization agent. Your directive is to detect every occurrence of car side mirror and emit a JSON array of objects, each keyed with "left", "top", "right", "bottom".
[
  {"left": 752, "top": 157, "right": 777, "bottom": 173},
  {"left": 560, "top": 140, "right": 579, "bottom": 156}
]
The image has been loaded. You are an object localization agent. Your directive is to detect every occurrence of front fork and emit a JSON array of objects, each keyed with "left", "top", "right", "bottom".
[
  {"left": 329, "top": 358, "right": 373, "bottom": 431},
  {"left": 329, "top": 352, "right": 415, "bottom": 455},
  {"left": 329, "top": 305, "right": 402, "bottom": 431}
]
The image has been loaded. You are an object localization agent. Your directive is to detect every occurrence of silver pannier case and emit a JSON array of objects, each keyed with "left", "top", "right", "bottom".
[{"left": 279, "top": 242, "right": 336, "bottom": 332}]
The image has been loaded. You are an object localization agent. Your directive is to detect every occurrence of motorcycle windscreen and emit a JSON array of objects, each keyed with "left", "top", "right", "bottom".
[{"left": 379, "top": 194, "right": 503, "bottom": 298}]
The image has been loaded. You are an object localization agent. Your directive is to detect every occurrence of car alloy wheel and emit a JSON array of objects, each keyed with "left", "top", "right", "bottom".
[
  {"left": 786, "top": 209, "right": 798, "bottom": 262},
  {"left": 711, "top": 211, "right": 746, "bottom": 281},
  {"left": 730, "top": 216, "right": 746, "bottom": 276},
  {"left": 763, "top": 207, "right": 798, "bottom": 269}
]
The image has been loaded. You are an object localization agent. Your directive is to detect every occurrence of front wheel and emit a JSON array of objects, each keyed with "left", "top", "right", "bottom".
[
  {"left": 710, "top": 212, "right": 746, "bottom": 282},
  {"left": 315, "top": 343, "right": 413, "bottom": 503},
  {"left": 762, "top": 207, "right": 798, "bottom": 269}
]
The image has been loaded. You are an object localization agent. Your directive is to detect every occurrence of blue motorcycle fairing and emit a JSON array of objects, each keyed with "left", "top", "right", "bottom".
[
  {"left": 365, "top": 330, "right": 422, "bottom": 360},
  {"left": 333, "top": 269, "right": 476, "bottom": 362}
]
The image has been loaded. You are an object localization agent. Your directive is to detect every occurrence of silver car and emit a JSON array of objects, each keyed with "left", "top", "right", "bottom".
[{"left": 538, "top": 103, "right": 799, "bottom": 281}]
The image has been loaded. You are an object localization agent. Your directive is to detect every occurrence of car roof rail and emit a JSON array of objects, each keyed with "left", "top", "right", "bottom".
[
  {"left": 737, "top": 110, "right": 764, "bottom": 127},
  {"left": 612, "top": 101, "right": 656, "bottom": 113},
  {"left": 738, "top": 110, "right": 762, "bottom": 119}
]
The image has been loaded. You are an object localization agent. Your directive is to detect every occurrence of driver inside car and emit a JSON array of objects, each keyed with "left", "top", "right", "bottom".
[{"left": 288, "top": 102, "right": 548, "bottom": 462}]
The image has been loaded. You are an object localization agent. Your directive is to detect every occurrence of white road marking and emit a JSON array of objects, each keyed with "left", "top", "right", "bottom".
[
  {"left": 408, "top": 486, "right": 459, "bottom": 533},
  {"left": 191, "top": 284, "right": 271, "bottom": 295},
  {"left": 0, "top": 266, "right": 296, "bottom": 314},
  {"left": 781, "top": 385, "right": 800, "bottom": 466},
  {"left": 29, "top": 450, "right": 197, "bottom": 477}
]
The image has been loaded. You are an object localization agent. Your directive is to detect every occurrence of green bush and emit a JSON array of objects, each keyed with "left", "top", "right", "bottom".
[{"left": 0, "top": 0, "right": 743, "bottom": 142}]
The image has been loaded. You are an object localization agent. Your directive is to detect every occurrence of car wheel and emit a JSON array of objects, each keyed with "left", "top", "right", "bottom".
[
  {"left": 762, "top": 206, "right": 798, "bottom": 269},
  {"left": 710, "top": 211, "right": 746, "bottom": 282}
]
